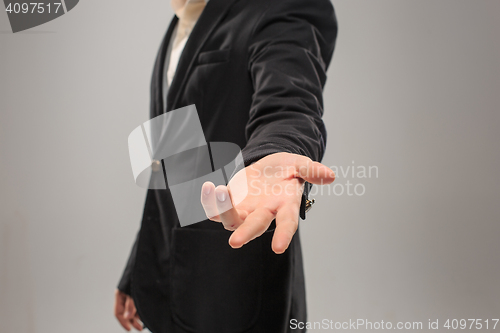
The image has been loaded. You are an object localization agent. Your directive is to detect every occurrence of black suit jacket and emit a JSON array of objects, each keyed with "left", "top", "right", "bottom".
[{"left": 118, "top": 0, "right": 337, "bottom": 332}]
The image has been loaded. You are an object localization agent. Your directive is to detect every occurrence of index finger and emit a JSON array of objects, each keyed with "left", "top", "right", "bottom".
[{"left": 228, "top": 208, "right": 275, "bottom": 248}]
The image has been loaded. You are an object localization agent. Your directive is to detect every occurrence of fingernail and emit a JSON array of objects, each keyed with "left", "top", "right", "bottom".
[
  {"left": 203, "top": 185, "right": 211, "bottom": 195},
  {"left": 216, "top": 190, "right": 226, "bottom": 202},
  {"left": 330, "top": 171, "right": 336, "bottom": 178},
  {"left": 124, "top": 311, "right": 130, "bottom": 318}
]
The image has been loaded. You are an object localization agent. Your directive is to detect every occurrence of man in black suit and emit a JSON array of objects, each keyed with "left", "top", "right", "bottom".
[{"left": 114, "top": 0, "right": 338, "bottom": 332}]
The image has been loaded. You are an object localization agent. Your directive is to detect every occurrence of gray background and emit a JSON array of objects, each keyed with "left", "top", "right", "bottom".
[{"left": 1, "top": 1, "right": 499, "bottom": 332}]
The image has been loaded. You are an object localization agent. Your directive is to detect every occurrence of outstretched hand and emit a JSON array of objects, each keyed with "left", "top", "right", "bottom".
[{"left": 201, "top": 152, "right": 335, "bottom": 254}]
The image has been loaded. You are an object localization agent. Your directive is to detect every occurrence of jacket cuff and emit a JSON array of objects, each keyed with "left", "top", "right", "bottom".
[{"left": 116, "top": 233, "right": 139, "bottom": 296}]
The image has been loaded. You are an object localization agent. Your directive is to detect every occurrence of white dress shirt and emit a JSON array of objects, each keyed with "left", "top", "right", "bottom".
[{"left": 163, "top": 0, "right": 208, "bottom": 110}]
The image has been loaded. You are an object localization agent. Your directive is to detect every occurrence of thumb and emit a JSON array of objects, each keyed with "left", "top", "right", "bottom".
[
  {"left": 124, "top": 296, "right": 136, "bottom": 320},
  {"left": 295, "top": 156, "right": 335, "bottom": 185}
]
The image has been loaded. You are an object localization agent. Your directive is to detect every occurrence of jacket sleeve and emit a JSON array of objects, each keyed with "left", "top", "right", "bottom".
[
  {"left": 242, "top": 0, "right": 337, "bottom": 165},
  {"left": 117, "top": 189, "right": 160, "bottom": 295},
  {"left": 117, "top": 233, "right": 139, "bottom": 295},
  {"left": 241, "top": 0, "right": 338, "bottom": 214}
]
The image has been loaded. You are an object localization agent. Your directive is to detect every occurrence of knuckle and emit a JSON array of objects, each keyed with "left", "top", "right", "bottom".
[{"left": 258, "top": 219, "right": 269, "bottom": 229}]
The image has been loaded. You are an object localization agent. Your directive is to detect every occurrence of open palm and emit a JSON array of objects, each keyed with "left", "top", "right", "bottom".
[{"left": 201, "top": 152, "right": 335, "bottom": 254}]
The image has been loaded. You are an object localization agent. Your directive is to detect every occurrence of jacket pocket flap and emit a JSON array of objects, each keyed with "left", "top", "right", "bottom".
[{"left": 197, "top": 49, "right": 230, "bottom": 65}]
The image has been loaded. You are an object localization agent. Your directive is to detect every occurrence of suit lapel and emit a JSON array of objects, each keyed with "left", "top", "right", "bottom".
[
  {"left": 151, "top": 16, "right": 179, "bottom": 119},
  {"left": 166, "top": 0, "right": 237, "bottom": 112}
]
